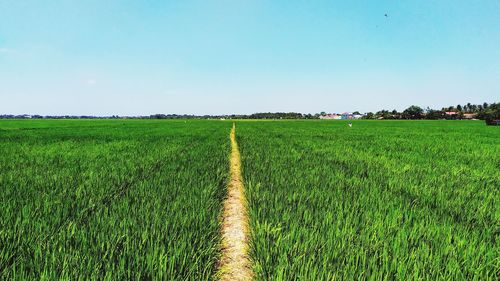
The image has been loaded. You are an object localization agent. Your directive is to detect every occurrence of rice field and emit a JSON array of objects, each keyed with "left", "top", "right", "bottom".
[
  {"left": 238, "top": 120, "right": 499, "bottom": 280},
  {"left": 0, "top": 120, "right": 229, "bottom": 279},
  {"left": 1, "top": 119, "right": 498, "bottom": 280}
]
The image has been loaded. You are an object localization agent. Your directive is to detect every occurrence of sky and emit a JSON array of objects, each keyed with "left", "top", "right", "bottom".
[{"left": 1, "top": 0, "right": 499, "bottom": 115}]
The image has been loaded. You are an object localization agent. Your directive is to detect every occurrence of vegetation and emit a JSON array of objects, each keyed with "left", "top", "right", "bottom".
[
  {"left": 0, "top": 119, "right": 229, "bottom": 279},
  {"left": 1, "top": 119, "right": 498, "bottom": 279},
  {"left": 238, "top": 120, "right": 499, "bottom": 279},
  {"left": 1, "top": 101, "right": 497, "bottom": 121},
  {"left": 364, "top": 102, "right": 499, "bottom": 120},
  {"left": 483, "top": 103, "right": 500, "bottom": 125}
]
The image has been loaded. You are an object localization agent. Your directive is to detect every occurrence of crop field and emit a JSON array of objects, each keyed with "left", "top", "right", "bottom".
[
  {"left": 238, "top": 120, "right": 499, "bottom": 280},
  {"left": 1, "top": 119, "right": 499, "bottom": 280},
  {"left": 0, "top": 120, "right": 230, "bottom": 279}
]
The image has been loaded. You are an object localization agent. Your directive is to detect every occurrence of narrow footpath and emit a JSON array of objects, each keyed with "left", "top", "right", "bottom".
[{"left": 218, "top": 123, "right": 253, "bottom": 281}]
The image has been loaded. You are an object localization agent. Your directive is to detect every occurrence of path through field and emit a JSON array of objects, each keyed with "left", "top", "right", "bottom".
[{"left": 218, "top": 123, "right": 253, "bottom": 281}]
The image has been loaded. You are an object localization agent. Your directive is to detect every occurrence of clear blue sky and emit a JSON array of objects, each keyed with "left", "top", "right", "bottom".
[{"left": 1, "top": 0, "right": 499, "bottom": 115}]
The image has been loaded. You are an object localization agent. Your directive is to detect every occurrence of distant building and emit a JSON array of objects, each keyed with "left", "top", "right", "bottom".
[
  {"left": 341, "top": 112, "right": 353, "bottom": 120},
  {"left": 463, "top": 113, "right": 476, "bottom": 119},
  {"left": 320, "top": 114, "right": 342, "bottom": 120},
  {"left": 320, "top": 112, "right": 363, "bottom": 120}
]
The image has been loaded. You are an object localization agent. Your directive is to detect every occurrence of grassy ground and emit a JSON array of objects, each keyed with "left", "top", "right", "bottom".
[
  {"left": 0, "top": 119, "right": 230, "bottom": 279},
  {"left": 238, "top": 120, "right": 499, "bottom": 280},
  {"left": 1, "top": 119, "right": 498, "bottom": 280}
]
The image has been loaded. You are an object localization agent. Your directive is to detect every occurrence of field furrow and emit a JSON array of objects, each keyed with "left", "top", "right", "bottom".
[{"left": 218, "top": 124, "right": 253, "bottom": 281}]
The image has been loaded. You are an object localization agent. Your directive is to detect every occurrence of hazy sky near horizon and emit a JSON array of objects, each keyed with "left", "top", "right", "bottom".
[{"left": 1, "top": 0, "right": 499, "bottom": 115}]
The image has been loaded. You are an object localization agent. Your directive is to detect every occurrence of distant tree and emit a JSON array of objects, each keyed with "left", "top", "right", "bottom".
[
  {"left": 390, "top": 109, "right": 400, "bottom": 119},
  {"left": 150, "top": 114, "right": 167, "bottom": 119},
  {"left": 376, "top": 109, "right": 394, "bottom": 119},
  {"left": 364, "top": 112, "right": 375, "bottom": 119},
  {"left": 456, "top": 104, "right": 462, "bottom": 112},
  {"left": 484, "top": 103, "right": 500, "bottom": 125},
  {"left": 249, "top": 112, "right": 305, "bottom": 119},
  {"left": 352, "top": 111, "right": 361, "bottom": 115},
  {"left": 402, "top": 105, "right": 424, "bottom": 119},
  {"left": 426, "top": 109, "right": 444, "bottom": 119},
  {"left": 320, "top": 111, "right": 326, "bottom": 116}
]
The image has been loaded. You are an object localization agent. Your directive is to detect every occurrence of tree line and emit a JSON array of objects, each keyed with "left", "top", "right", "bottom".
[
  {"left": 361, "top": 102, "right": 498, "bottom": 121},
  {"left": 0, "top": 112, "right": 318, "bottom": 120},
  {"left": 1, "top": 101, "right": 497, "bottom": 122}
]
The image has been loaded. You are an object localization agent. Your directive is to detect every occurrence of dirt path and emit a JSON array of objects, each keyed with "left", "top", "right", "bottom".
[{"left": 218, "top": 123, "right": 253, "bottom": 281}]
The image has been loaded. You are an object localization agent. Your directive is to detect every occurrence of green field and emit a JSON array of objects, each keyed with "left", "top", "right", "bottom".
[
  {"left": 238, "top": 120, "right": 499, "bottom": 280},
  {"left": 0, "top": 120, "right": 229, "bottom": 279},
  {"left": 1, "top": 119, "right": 498, "bottom": 280}
]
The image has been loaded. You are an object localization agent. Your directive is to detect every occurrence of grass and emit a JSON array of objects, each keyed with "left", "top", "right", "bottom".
[
  {"left": 1, "top": 119, "right": 498, "bottom": 280},
  {"left": 238, "top": 120, "right": 499, "bottom": 280},
  {"left": 0, "top": 119, "right": 230, "bottom": 279}
]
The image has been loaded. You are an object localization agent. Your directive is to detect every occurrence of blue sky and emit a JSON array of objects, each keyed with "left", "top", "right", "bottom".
[{"left": 1, "top": 0, "right": 499, "bottom": 115}]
